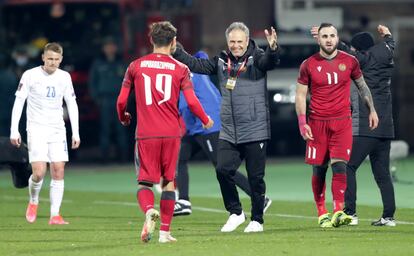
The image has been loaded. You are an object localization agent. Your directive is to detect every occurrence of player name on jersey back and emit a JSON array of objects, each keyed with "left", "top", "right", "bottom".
[{"left": 140, "top": 60, "right": 175, "bottom": 70}]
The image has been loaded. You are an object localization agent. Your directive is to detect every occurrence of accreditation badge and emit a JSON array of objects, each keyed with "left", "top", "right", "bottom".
[{"left": 225, "top": 77, "right": 237, "bottom": 90}]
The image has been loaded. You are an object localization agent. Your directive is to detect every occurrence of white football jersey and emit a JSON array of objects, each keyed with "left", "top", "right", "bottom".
[{"left": 15, "top": 66, "right": 76, "bottom": 130}]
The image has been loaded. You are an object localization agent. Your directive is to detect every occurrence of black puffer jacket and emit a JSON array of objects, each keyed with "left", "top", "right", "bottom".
[
  {"left": 173, "top": 40, "right": 280, "bottom": 144},
  {"left": 340, "top": 35, "right": 395, "bottom": 138}
]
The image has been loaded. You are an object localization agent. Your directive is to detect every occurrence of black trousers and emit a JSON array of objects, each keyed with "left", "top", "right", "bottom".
[
  {"left": 344, "top": 136, "right": 396, "bottom": 218},
  {"left": 176, "top": 132, "right": 251, "bottom": 201},
  {"left": 216, "top": 139, "right": 267, "bottom": 224}
]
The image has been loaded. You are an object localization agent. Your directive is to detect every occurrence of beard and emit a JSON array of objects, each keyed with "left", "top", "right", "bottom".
[{"left": 320, "top": 42, "right": 338, "bottom": 55}]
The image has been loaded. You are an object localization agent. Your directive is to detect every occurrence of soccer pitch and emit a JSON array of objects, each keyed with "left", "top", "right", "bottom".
[{"left": 1, "top": 157, "right": 413, "bottom": 256}]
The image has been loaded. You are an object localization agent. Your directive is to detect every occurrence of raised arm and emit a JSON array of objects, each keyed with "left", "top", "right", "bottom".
[
  {"left": 377, "top": 24, "right": 395, "bottom": 55},
  {"left": 354, "top": 76, "right": 379, "bottom": 130},
  {"left": 173, "top": 46, "right": 217, "bottom": 75},
  {"left": 254, "top": 26, "right": 280, "bottom": 71}
]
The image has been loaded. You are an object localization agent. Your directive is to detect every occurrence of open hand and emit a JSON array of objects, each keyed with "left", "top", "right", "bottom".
[
  {"left": 310, "top": 26, "right": 319, "bottom": 39},
  {"left": 377, "top": 25, "right": 391, "bottom": 37},
  {"left": 264, "top": 26, "right": 278, "bottom": 50}
]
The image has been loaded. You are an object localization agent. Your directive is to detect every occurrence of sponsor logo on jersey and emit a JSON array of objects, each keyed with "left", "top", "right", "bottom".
[
  {"left": 338, "top": 63, "right": 346, "bottom": 71},
  {"left": 317, "top": 66, "right": 322, "bottom": 72}
]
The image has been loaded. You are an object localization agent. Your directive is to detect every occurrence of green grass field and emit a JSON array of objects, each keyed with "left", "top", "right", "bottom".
[{"left": 1, "top": 157, "right": 413, "bottom": 256}]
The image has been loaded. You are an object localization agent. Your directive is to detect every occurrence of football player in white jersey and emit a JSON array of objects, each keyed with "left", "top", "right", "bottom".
[{"left": 10, "top": 42, "right": 80, "bottom": 225}]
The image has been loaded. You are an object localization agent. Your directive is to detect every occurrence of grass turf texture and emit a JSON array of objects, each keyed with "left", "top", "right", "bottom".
[{"left": 1, "top": 157, "right": 413, "bottom": 255}]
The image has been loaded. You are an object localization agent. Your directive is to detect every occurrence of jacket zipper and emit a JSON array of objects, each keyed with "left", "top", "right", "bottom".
[
  {"left": 230, "top": 61, "right": 238, "bottom": 143},
  {"left": 230, "top": 89, "right": 237, "bottom": 143}
]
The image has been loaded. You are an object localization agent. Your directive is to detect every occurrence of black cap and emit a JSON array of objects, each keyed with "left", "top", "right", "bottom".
[{"left": 351, "top": 32, "right": 374, "bottom": 51}]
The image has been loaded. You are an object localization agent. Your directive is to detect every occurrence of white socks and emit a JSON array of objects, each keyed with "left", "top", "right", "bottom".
[
  {"left": 28, "top": 175, "right": 43, "bottom": 204},
  {"left": 50, "top": 179, "right": 64, "bottom": 217}
]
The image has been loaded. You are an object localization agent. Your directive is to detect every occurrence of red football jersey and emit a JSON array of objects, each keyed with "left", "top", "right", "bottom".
[
  {"left": 298, "top": 50, "right": 362, "bottom": 120},
  {"left": 121, "top": 53, "right": 194, "bottom": 139}
]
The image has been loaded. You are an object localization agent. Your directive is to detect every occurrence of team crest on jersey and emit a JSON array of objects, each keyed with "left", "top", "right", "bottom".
[
  {"left": 317, "top": 66, "right": 321, "bottom": 72},
  {"left": 338, "top": 63, "right": 347, "bottom": 71},
  {"left": 17, "top": 83, "right": 23, "bottom": 91}
]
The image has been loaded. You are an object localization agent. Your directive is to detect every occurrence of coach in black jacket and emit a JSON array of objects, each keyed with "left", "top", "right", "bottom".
[
  {"left": 339, "top": 25, "right": 396, "bottom": 226},
  {"left": 173, "top": 22, "right": 280, "bottom": 232}
]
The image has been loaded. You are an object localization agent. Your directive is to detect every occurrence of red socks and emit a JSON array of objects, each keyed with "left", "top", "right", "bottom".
[
  {"left": 312, "top": 175, "right": 327, "bottom": 216},
  {"left": 332, "top": 173, "right": 347, "bottom": 213},
  {"left": 137, "top": 188, "right": 154, "bottom": 214},
  {"left": 160, "top": 191, "right": 175, "bottom": 232}
]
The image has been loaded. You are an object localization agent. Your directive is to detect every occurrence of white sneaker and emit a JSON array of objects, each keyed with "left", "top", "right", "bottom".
[
  {"left": 173, "top": 199, "right": 192, "bottom": 216},
  {"left": 159, "top": 230, "right": 177, "bottom": 243},
  {"left": 244, "top": 221, "right": 264, "bottom": 233},
  {"left": 264, "top": 196, "right": 272, "bottom": 213},
  {"left": 141, "top": 209, "right": 160, "bottom": 243},
  {"left": 349, "top": 214, "right": 358, "bottom": 226},
  {"left": 371, "top": 217, "right": 396, "bottom": 227},
  {"left": 220, "top": 212, "right": 246, "bottom": 232}
]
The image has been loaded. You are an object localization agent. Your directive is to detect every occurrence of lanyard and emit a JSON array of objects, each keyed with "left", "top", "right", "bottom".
[{"left": 227, "top": 58, "right": 247, "bottom": 78}]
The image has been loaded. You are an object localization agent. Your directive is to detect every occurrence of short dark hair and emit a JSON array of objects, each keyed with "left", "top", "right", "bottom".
[
  {"left": 318, "top": 23, "right": 335, "bottom": 33},
  {"left": 44, "top": 42, "right": 63, "bottom": 54},
  {"left": 149, "top": 21, "right": 177, "bottom": 47}
]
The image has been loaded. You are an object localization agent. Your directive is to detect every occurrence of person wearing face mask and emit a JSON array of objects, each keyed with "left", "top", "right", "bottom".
[
  {"left": 173, "top": 22, "right": 280, "bottom": 233},
  {"left": 11, "top": 46, "right": 35, "bottom": 79}
]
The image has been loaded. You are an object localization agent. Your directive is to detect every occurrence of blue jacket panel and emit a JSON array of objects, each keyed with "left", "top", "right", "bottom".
[{"left": 179, "top": 73, "right": 221, "bottom": 135}]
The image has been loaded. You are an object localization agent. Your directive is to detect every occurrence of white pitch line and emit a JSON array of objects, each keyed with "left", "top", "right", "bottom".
[{"left": 93, "top": 200, "right": 414, "bottom": 225}]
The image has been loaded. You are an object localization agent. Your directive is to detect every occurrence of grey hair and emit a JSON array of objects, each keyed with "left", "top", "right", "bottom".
[{"left": 225, "top": 22, "right": 249, "bottom": 40}]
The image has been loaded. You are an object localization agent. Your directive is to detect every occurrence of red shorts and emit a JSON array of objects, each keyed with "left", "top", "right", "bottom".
[
  {"left": 305, "top": 117, "right": 352, "bottom": 165},
  {"left": 134, "top": 137, "right": 181, "bottom": 184}
]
